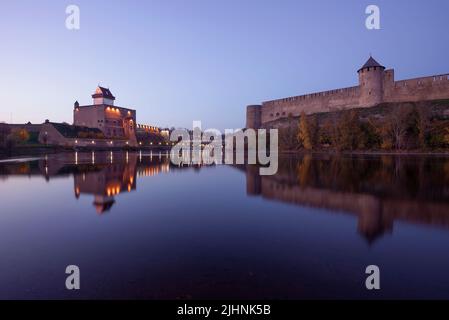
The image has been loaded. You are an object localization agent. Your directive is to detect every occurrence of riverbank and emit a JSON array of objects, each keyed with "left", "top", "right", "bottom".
[
  {"left": 0, "top": 145, "right": 173, "bottom": 159},
  {"left": 279, "top": 149, "right": 449, "bottom": 156}
]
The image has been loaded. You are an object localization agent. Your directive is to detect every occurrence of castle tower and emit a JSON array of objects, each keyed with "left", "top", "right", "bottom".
[
  {"left": 358, "top": 56, "right": 385, "bottom": 107},
  {"left": 246, "top": 105, "right": 262, "bottom": 129},
  {"left": 92, "top": 86, "right": 116, "bottom": 106}
]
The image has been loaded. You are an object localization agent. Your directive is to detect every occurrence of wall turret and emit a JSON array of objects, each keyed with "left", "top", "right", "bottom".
[
  {"left": 358, "top": 56, "right": 385, "bottom": 107},
  {"left": 246, "top": 105, "right": 262, "bottom": 129}
]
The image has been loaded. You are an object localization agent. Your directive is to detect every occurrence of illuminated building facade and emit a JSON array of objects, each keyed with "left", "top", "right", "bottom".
[{"left": 74, "top": 86, "right": 137, "bottom": 144}]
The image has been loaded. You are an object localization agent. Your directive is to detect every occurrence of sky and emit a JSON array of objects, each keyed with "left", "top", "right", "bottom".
[{"left": 0, "top": 0, "right": 448, "bottom": 130}]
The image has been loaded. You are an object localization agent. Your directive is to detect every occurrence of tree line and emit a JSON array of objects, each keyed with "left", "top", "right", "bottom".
[{"left": 279, "top": 104, "right": 449, "bottom": 151}]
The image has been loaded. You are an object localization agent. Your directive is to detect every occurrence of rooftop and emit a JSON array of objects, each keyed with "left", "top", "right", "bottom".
[
  {"left": 358, "top": 56, "right": 385, "bottom": 72},
  {"left": 92, "top": 86, "right": 116, "bottom": 100}
]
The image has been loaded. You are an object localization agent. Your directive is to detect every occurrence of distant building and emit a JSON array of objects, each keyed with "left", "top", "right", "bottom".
[{"left": 247, "top": 56, "right": 449, "bottom": 129}]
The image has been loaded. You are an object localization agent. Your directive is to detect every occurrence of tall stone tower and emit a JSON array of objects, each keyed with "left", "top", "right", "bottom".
[
  {"left": 246, "top": 105, "right": 262, "bottom": 129},
  {"left": 358, "top": 56, "right": 385, "bottom": 107}
]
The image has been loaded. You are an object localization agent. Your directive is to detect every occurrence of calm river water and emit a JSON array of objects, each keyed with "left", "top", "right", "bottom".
[{"left": 0, "top": 152, "right": 448, "bottom": 299}]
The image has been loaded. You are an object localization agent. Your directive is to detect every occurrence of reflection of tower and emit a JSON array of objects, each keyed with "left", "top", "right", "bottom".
[
  {"left": 73, "top": 152, "right": 138, "bottom": 214},
  {"left": 246, "top": 165, "right": 261, "bottom": 195},
  {"left": 357, "top": 202, "right": 393, "bottom": 245},
  {"left": 242, "top": 159, "right": 396, "bottom": 244},
  {"left": 93, "top": 195, "right": 115, "bottom": 214}
]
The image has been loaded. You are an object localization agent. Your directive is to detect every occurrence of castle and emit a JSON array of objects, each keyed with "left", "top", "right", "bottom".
[
  {"left": 36, "top": 86, "right": 166, "bottom": 148},
  {"left": 73, "top": 86, "right": 137, "bottom": 144},
  {"left": 246, "top": 56, "right": 449, "bottom": 129}
]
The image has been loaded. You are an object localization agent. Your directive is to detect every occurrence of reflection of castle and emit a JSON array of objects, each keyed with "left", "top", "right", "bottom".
[
  {"left": 0, "top": 152, "right": 175, "bottom": 214},
  {"left": 244, "top": 156, "right": 449, "bottom": 244},
  {"left": 73, "top": 153, "right": 138, "bottom": 213}
]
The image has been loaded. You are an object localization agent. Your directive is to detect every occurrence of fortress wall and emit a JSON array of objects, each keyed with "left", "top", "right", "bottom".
[
  {"left": 260, "top": 86, "right": 360, "bottom": 124},
  {"left": 384, "top": 74, "right": 449, "bottom": 103}
]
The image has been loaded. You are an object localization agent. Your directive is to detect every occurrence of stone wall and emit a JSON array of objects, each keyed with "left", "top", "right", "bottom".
[
  {"left": 249, "top": 65, "right": 449, "bottom": 129},
  {"left": 384, "top": 74, "right": 449, "bottom": 103},
  {"left": 261, "top": 86, "right": 360, "bottom": 124}
]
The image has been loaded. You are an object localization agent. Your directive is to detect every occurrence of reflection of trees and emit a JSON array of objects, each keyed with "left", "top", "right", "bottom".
[
  {"left": 296, "top": 154, "right": 311, "bottom": 187},
  {"left": 246, "top": 154, "right": 449, "bottom": 243},
  {"left": 280, "top": 154, "right": 448, "bottom": 201}
]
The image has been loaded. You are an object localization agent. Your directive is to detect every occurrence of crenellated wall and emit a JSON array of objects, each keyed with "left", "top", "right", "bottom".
[
  {"left": 248, "top": 59, "right": 449, "bottom": 129},
  {"left": 261, "top": 86, "right": 360, "bottom": 124},
  {"left": 384, "top": 73, "right": 449, "bottom": 103}
]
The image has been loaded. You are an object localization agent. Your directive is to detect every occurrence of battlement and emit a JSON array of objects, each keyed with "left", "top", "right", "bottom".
[
  {"left": 245, "top": 57, "right": 449, "bottom": 129},
  {"left": 263, "top": 85, "right": 360, "bottom": 106}
]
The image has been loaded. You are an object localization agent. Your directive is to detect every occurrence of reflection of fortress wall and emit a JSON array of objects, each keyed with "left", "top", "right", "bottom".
[
  {"left": 260, "top": 179, "right": 393, "bottom": 241},
  {"left": 244, "top": 163, "right": 449, "bottom": 243},
  {"left": 246, "top": 165, "right": 261, "bottom": 195}
]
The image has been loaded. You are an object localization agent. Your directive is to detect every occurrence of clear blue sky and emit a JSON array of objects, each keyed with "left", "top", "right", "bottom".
[{"left": 1, "top": 0, "right": 448, "bottom": 129}]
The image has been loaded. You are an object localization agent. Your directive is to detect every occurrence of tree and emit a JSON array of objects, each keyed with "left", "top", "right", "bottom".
[
  {"left": 309, "top": 114, "right": 319, "bottom": 147},
  {"left": 0, "top": 126, "right": 10, "bottom": 147},
  {"left": 7, "top": 128, "right": 30, "bottom": 146},
  {"left": 416, "top": 105, "right": 429, "bottom": 148},
  {"left": 380, "top": 105, "right": 409, "bottom": 150},
  {"left": 336, "top": 110, "right": 363, "bottom": 150},
  {"left": 279, "top": 113, "right": 298, "bottom": 151},
  {"left": 297, "top": 111, "right": 312, "bottom": 150}
]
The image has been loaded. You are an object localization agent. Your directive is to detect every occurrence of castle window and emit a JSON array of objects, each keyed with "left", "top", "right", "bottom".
[
  {"left": 276, "top": 113, "right": 280, "bottom": 116},
  {"left": 270, "top": 113, "right": 274, "bottom": 117}
]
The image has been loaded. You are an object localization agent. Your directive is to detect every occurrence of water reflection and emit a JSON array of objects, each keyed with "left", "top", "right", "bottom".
[
  {"left": 1, "top": 153, "right": 448, "bottom": 234},
  {"left": 1, "top": 152, "right": 449, "bottom": 299},
  {"left": 0, "top": 152, "right": 202, "bottom": 214},
  {"left": 243, "top": 154, "right": 449, "bottom": 243}
]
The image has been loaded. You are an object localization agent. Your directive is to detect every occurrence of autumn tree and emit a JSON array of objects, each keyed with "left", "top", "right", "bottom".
[
  {"left": 308, "top": 114, "right": 319, "bottom": 147},
  {"left": 7, "top": 128, "right": 30, "bottom": 145},
  {"left": 298, "top": 111, "right": 312, "bottom": 150},
  {"left": 336, "top": 110, "right": 363, "bottom": 150},
  {"left": 415, "top": 105, "right": 429, "bottom": 148},
  {"left": 380, "top": 105, "right": 410, "bottom": 150},
  {"left": 279, "top": 113, "right": 298, "bottom": 150}
]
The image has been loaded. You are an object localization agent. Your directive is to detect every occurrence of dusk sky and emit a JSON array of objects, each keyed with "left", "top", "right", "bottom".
[{"left": 1, "top": 0, "right": 448, "bottom": 129}]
